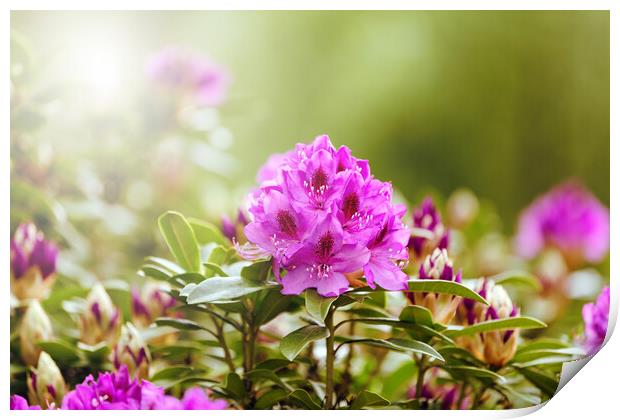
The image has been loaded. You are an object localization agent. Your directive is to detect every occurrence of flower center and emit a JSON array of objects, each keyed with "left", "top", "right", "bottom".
[
  {"left": 276, "top": 210, "right": 297, "bottom": 237},
  {"left": 315, "top": 232, "right": 335, "bottom": 260},
  {"left": 343, "top": 193, "right": 360, "bottom": 220},
  {"left": 311, "top": 168, "right": 328, "bottom": 190}
]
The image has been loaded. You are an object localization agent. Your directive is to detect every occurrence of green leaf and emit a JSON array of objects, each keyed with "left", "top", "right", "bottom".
[
  {"left": 186, "top": 276, "right": 273, "bottom": 304},
  {"left": 443, "top": 365, "right": 506, "bottom": 384},
  {"left": 37, "top": 341, "right": 81, "bottom": 364},
  {"left": 445, "top": 316, "right": 547, "bottom": 338},
  {"left": 407, "top": 280, "right": 488, "bottom": 304},
  {"left": 305, "top": 289, "right": 337, "bottom": 322},
  {"left": 240, "top": 259, "right": 272, "bottom": 282},
  {"left": 280, "top": 325, "right": 329, "bottom": 361},
  {"left": 150, "top": 366, "right": 197, "bottom": 381},
  {"left": 158, "top": 211, "right": 201, "bottom": 272},
  {"left": 255, "top": 358, "right": 293, "bottom": 371},
  {"left": 490, "top": 271, "right": 541, "bottom": 291},
  {"left": 511, "top": 347, "right": 585, "bottom": 364},
  {"left": 350, "top": 390, "right": 390, "bottom": 409},
  {"left": 381, "top": 360, "right": 417, "bottom": 400},
  {"left": 255, "top": 388, "right": 289, "bottom": 409},
  {"left": 337, "top": 338, "right": 444, "bottom": 361},
  {"left": 141, "top": 257, "right": 184, "bottom": 280},
  {"left": 207, "top": 245, "right": 229, "bottom": 265},
  {"left": 203, "top": 262, "right": 228, "bottom": 277},
  {"left": 288, "top": 389, "right": 322, "bottom": 410},
  {"left": 155, "top": 317, "right": 206, "bottom": 331},
  {"left": 515, "top": 367, "right": 559, "bottom": 398},
  {"left": 77, "top": 342, "right": 110, "bottom": 363},
  {"left": 253, "top": 289, "right": 296, "bottom": 326},
  {"left": 221, "top": 372, "right": 247, "bottom": 401},
  {"left": 399, "top": 305, "right": 434, "bottom": 327},
  {"left": 188, "top": 218, "right": 229, "bottom": 246},
  {"left": 246, "top": 369, "right": 290, "bottom": 390}
]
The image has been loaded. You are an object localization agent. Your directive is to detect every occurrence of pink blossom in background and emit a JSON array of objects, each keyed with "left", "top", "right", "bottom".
[
  {"left": 147, "top": 46, "right": 231, "bottom": 107},
  {"left": 582, "top": 286, "right": 610, "bottom": 355},
  {"left": 515, "top": 181, "right": 609, "bottom": 266}
]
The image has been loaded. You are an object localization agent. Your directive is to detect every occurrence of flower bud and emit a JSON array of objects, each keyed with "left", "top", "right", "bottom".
[
  {"left": 20, "top": 300, "right": 53, "bottom": 366},
  {"left": 446, "top": 188, "right": 479, "bottom": 229},
  {"left": 79, "top": 284, "right": 121, "bottom": 345},
  {"left": 220, "top": 208, "right": 250, "bottom": 243},
  {"left": 10, "top": 223, "right": 58, "bottom": 301},
  {"left": 409, "top": 198, "right": 449, "bottom": 260},
  {"left": 407, "top": 248, "right": 462, "bottom": 324},
  {"left": 457, "top": 279, "right": 519, "bottom": 367},
  {"left": 112, "top": 323, "right": 151, "bottom": 379},
  {"left": 131, "top": 282, "right": 176, "bottom": 328},
  {"left": 27, "top": 352, "right": 66, "bottom": 409}
]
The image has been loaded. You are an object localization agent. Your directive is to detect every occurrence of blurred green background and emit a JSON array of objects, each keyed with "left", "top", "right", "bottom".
[{"left": 11, "top": 10, "right": 609, "bottom": 227}]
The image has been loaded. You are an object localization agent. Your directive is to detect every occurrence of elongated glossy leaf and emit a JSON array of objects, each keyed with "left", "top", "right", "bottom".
[
  {"left": 515, "top": 367, "right": 559, "bottom": 397},
  {"left": 158, "top": 212, "right": 201, "bottom": 272},
  {"left": 407, "top": 280, "right": 488, "bottom": 304},
  {"left": 288, "top": 389, "right": 322, "bottom": 410},
  {"left": 240, "top": 259, "right": 272, "bottom": 282},
  {"left": 446, "top": 316, "right": 547, "bottom": 338},
  {"left": 246, "top": 369, "right": 290, "bottom": 390},
  {"left": 150, "top": 366, "right": 197, "bottom": 381},
  {"left": 444, "top": 365, "right": 506, "bottom": 384},
  {"left": 399, "top": 305, "right": 434, "bottom": 327},
  {"left": 350, "top": 390, "right": 390, "bottom": 409},
  {"left": 78, "top": 342, "right": 110, "bottom": 363},
  {"left": 338, "top": 337, "right": 444, "bottom": 361},
  {"left": 188, "top": 218, "right": 229, "bottom": 246},
  {"left": 305, "top": 289, "right": 337, "bottom": 322},
  {"left": 203, "top": 262, "right": 228, "bottom": 277},
  {"left": 168, "top": 272, "right": 206, "bottom": 289},
  {"left": 280, "top": 325, "right": 329, "bottom": 361},
  {"left": 186, "top": 276, "right": 273, "bottom": 304},
  {"left": 489, "top": 271, "right": 541, "bottom": 291},
  {"left": 155, "top": 317, "right": 206, "bottom": 331},
  {"left": 221, "top": 372, "right": 247, "bottom": 401},
  {"left": 253, "top": 289, "right": 296, "bottom": 326},
  {"left": 255, "top": 388, "right": 289, "bottom": 409},
  {"left": 512, "top": 347, "right": 585, "bottom": 363},
  {"left": 37, "top": 341, "right": 81, "bottom": 364}
]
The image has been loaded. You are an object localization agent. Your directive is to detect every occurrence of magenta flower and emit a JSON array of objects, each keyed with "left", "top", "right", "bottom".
[
  {"left": 515, "top": 181, "right": 609, "bottom": 267},
  {"left": 409, "top": 198, "right": 449, "bottom": 260},
  {"left": 60, "top": 365, "right": 227, "bottom": 410},
  {"left": 281, "top": 215, "right": 370, "bottom": 297},
  {"left": 147, "top": 46, "right": 230, "bottom": 107},
  {"left": 582, "top": 286, "right": 610, "bottom": 355},
  {"left": 244, "top": 135, "right": 409, "bottom": 296},
  {"left": 10, "top": 395, "right": 41, "bottom": 410},
  {"left": 10, "top": 223, "right": 59, "bottom": 300}
]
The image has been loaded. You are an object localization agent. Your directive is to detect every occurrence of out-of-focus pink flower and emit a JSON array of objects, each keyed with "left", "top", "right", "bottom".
[
  {"left": 582, "top": 286, "right": 610, "bottom": 355},
  {"left": 515, "top": 181, "right": 609, "bottom": 267},
  {"left": 10, "top": 223, "right": 58, "bottom": 300},
  {"left": 178, "top": 387, "right": 228, "bottom": 410},
  {"left": 244, "top": 135, "right": 408, "bottom": 297},
  {"left": 10, "top": 395, "right": 41, "bottom": 410},
  {"left": 147, "top": 46, "right": 230, "bottom": 107}
]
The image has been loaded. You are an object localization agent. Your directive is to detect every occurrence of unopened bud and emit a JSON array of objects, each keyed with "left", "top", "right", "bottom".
[
  {"left": 27, "top": 352, "right": 66, "bottom": 409},
  {"left": 20, "top": 301, "right": 53, "bottom": 366},
  {"left": 79, "top": 284, "right": 121, "bottom": 345},
  {"left": 112, "top": 322, "right": 151, "bottom": 379}
]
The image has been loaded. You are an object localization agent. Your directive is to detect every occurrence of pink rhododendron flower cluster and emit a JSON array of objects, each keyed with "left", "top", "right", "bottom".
[
  {"left": 515, "top": 181, "right": 609, "bottom": 267},
  {"left": 12, "top": 366, "right": 227, "bottom": 410},
  {"left": 582, "top": 286, "right": 610, "bottom": 355},
  {"left": 244, "top": 135, "right": 409, "bottom": 297}
]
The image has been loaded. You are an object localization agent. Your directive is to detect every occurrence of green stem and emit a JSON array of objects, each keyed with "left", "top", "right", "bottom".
[
  {"left": 212, "top": 317, "right": 235, "bottom": 372},
  {"left": 415, "top": 355, "right": 428, "bottom": 400},
  {"left": 325, "top": 307, "right": 336, "bottom": 410}
]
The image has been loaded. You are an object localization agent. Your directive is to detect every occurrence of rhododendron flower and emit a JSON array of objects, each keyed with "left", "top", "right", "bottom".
[
  {"left": 407, "top": 248, "right": 462, "bottom": 324},
  {"left": 582, "top": 286, "right": 610, "bottom": 355},
  {"left": 60, "top": 366, "right": 227, "bottom": 410},
  {"left": 131, "top": 282, "right": 176, "bottom": 328},
  {"left": 515, "top": 181, "right": 609, "bottom": 267},
  {"left": 244, "top": 135, "right": 409, "bottom": 296},
  {"left": 20, "top": 300, "right": 53, "bottom": 366},
  {"left": 10, "top": 223, "right": 58, "bottom": 301},
  {"left": 409, "top": 198, "right": 449, "bottom": 260},
  {"left": 147, "top": 46, "right": 230, "bottom": 107},
  {"left": 457, "top": 279, "right": 519, "bottom": 367},
  {"left": 10, "top": 395, "right": 41, "bottom": 410},
  {"left": 79, "top": 284, "right": 121, "bottom": 345}
]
